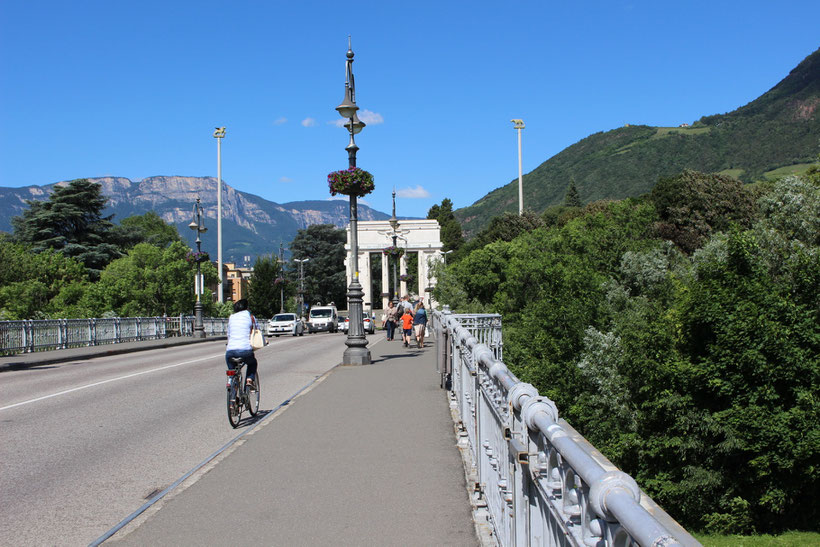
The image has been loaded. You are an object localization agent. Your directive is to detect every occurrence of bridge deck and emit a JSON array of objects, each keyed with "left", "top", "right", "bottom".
[{"left": 107, "top": 335, "right": 478, "bottom": 545}]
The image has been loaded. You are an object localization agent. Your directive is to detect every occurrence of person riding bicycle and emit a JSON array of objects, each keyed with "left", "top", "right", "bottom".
[{"left": 225, "top": 299, "right": 258, "bottom": 386}]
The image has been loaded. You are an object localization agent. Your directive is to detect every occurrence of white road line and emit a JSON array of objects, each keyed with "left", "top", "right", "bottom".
[{"left": 0, "top": 353, "right": 223, "bottom": 412}]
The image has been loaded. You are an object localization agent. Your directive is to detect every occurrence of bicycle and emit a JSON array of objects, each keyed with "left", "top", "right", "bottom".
[{"left": 226, "top": 356, "right": 260, "bottom": 428}]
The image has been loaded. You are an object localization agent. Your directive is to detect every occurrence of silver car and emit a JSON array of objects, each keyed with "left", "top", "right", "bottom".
[{"left": 267, "top": 313, "right": 305, "bottom": 337}]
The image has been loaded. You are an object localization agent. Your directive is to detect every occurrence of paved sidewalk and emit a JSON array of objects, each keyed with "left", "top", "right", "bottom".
[
  {"left": 108, "top": 335, "right": 478, "bottom": 546},
  {"left": 0, "top": 336, "right": 223, "bottom": 371}
]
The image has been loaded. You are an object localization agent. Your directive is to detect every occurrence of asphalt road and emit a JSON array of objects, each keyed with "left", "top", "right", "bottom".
[{"left": 0, "top": 332, "right": 349, "bottom": 546}]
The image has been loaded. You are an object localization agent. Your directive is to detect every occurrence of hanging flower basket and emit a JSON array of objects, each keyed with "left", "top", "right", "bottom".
[
  {"left": 399, "top": 274, "right": 414, "bottom": 284},
  {"left": 274, "top": 277, "right": 288, "bottom": 285},
  {"left": 186, "top": 250, "right": 210, "bottom": 263},
  {"left": 327, "top": 167, "right": 375, "bottom": 197},
  {"left": 382, "top": 245, "right": 405, "bottom": 258}
]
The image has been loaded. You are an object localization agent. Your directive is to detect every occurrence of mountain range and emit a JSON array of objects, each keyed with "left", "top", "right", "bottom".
[
  {"left": 454, "top": 47, "right": 820, "bottom": 235},
  {"left": 0, "top": 176, "right": 390, "bottom": 263}
]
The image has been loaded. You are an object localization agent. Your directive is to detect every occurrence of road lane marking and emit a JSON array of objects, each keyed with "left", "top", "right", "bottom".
[{"left": 0, "top": 354, "right": 223, "bottom": 412}]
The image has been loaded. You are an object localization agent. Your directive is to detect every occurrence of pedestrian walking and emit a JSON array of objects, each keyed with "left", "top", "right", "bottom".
[
  {"left": 385, "top": 300, "right": 399, "bottom": 341},
  {"left": 413, "top": 302, "right": 428, "bottom": 348},
  {"left": 400, "top": 307, "right": 414, "bottom": 347}
]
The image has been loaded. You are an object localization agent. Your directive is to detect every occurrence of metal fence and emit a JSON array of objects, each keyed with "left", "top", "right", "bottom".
[
  {"left": 0, "top": 316, "right": 229, "bottom": 355},
  {"left": 433, "top": 308, "right": 700, "bottom": 547}
]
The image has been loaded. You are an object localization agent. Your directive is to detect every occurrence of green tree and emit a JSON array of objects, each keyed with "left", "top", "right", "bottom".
[
  {"left": 0, "top": 242, "right": 90, "bottom": 319},
  {"left": 94, "top": 241, "right": 209, "bottom": 316},
  {"left": 247, "top": 254, "right": 289, "bottom": 318},
  {"left": 427, "top": 198, "right": 464, "bottom": 252},
  {"left": 111, "top": 211, "right": 182, "bottom": 250},
  {"left": 288, "top": 224, "right": 347, "bottom": 308},
  {"left": 11, "top": 179, "right": 121, "bottom": 278},
  {"left": 564, "top": 178, "right": 583, "bottom": 207},
  {"left": 649, "top": 170, "right": 757, "bottom": 253}
]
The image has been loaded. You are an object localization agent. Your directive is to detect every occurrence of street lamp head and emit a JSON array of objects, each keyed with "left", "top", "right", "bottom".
[
  {"left": 511, "top": 119, "right": 525, "bottom": 129},
  {"left": 188, "top": 220, "right": 199, "bottom": 231},
  {"left": 336, "top": 87, "right": 359, "bottom": 119},
  {"left": 344, "top": 111, "right": 366, "bottom": 134},
  {"left": 213, "top": 127, "right": 226, "bottom": 138}
]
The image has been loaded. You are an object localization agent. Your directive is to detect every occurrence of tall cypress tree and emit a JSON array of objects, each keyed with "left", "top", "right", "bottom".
[{"left": 427, "top": 198, "right": 464, "bottom": 252}]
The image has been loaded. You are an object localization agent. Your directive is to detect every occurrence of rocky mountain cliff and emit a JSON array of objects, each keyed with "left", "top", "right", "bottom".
[{"left": 0, "top": 176, "right": 390, "bottom": 262}]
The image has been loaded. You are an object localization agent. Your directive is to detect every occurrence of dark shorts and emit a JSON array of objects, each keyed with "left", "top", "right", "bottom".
[{"left": 403, "top": 328, "right": 412, "bottom": 336}]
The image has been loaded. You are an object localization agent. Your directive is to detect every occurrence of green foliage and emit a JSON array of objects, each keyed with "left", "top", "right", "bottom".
[
  {"left": 288, "top": 224, "right": 347, "bottom": 307},
  {"left": 11, "top": 179, "right": 121, "bottom": 278},
  {"left": 0, "top": 242, "right": 90, "bottom": 319},
  {"left": 564, "top": 179, "right": 582, "bottom": 207},
  {"left": 247, "top": 254, "right": 289, "bottom": 318},
  {"left": 439, "top": 171, "right": 820, "bottom": 534},
  {"left": 650, "top": 170, "right": 758, "bottom": 253},
  {"left": 94, "top": 241, "right": 208, "bottom": 317},
  {"left": 427, "top": 198, "right": 464, "bottom": 252},
  {"left": 112, "top": 211, "right": 182, "bottom": 250}
]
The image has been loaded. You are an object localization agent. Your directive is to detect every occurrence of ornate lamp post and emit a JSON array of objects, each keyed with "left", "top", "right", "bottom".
[
  {"left": 213, "top": 126, "right": 226, "bottom": 302},
  {"left": 388, "top": 189, "right": 400, "bottom": 306},
  {"left": 188, "top": 198, "right": 208, "bottom": 338},
  {"left": 511, "top": 119, "right": 525, "bottom": 215},
  {"left": 336, "top": 37, "right": 370, "bottom": 365}
]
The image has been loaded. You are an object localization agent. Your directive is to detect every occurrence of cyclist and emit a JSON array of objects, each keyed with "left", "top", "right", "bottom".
[{"left": 225, "top": 299, "right": 258, "bottom": 386}]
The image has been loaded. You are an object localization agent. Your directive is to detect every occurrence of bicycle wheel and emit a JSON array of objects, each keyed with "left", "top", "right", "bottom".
[
  {"left": 227, "top": 378, "right": 242, "bottom": 428},
  {"left": 246, "top": 375, "right": 260, "bottom": 417}
]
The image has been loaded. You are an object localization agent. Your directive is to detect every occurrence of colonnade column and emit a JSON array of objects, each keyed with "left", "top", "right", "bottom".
[{"left": 381, "top": 252, "right": 389, "bottom": 309}]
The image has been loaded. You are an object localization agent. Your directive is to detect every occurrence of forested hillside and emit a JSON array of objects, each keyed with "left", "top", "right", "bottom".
[
  {"left": 434, "top": 168, "right": 820, "bottom": 535},
  {"left": 456, "top": 48, "right": 819, "bottom": 236}
]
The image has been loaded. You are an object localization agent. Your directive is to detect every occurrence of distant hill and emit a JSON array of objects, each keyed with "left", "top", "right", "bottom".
[
  {"left": 456, "top": 48, "right": 820, "bottom": 236},
  {"left": 0, "top": 176, "right": 390, "bottom": 262}
]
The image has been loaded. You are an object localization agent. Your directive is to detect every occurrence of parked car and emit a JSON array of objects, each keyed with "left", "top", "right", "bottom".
[
  {"left": 307, "top": 305, "right": 338, "bottom": 333},
  {"left": 343, "top": 314, "right": 375, "bottom": 335},
  {"left": 267, "top": 313, "right": 305, "bottom": 337},
  {"left": 338, "top": 314, "right": 348, "bottom": 333}
]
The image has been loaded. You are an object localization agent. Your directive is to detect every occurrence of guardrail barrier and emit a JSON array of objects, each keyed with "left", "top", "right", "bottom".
[
  {"left": 0, "top": 316, "right": 229, "bottom": 355},
  {"left": 433, "top": 307, "right": 700, "bottom": 547}
]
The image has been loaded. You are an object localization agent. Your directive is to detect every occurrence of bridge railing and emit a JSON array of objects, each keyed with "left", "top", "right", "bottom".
[
  {"left": 0, "top": 316, "right": 229, "bottom": 355},
  {"left": 433, "top": 308, "right": 700, "bottom": 547}
]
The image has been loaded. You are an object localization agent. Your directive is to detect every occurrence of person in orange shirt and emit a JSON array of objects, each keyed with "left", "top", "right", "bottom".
[{"left": 401, "top": 307, "right": 414, "bottom": 347}]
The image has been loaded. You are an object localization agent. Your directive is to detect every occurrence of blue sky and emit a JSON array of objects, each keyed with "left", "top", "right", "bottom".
[{"left": 1, "top": 1, "right": 818, "bottom": 219}]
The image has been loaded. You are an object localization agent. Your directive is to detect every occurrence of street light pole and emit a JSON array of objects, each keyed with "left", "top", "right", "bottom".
[
  {"left": 294, "top": 258, "right": 310, "bottom": 318},
  {"left": 279, "top": 243, "right": 285, "bottom": 313},
  {"left": 213, "top": 126, "right": 226, "bottom": 302},
  {"left": 336, "top": 37, "right": 370, "bottom": 366},
  {"left": 443, "top": 249, "right": 454, "bottom": 266},
  {"left": 188, "top": 198, "right": 208, "bottom": 338},
  {"left": 511, "top": 119, "right": 525, "bottom": 215},
  {"left": 388, "top": 189, "right": 400, "bottom": 306}
]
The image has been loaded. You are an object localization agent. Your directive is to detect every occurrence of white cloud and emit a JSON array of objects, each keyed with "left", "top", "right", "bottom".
[
  {"left": 396, "top": 185, "right": 430, "bottom": 199},
  {"left": 273, "top": 117, "right": 287, "bottom": 126},
  {"left": 359, "top": 109, "right": 384, "bottom": 125},
  {"left": 301, "top": 117, "right": 317, "bottom": 127},
  {"left": 330, "top": 109, "right": 384, "bottom": 128},
  {"left": 280, "top": 176, "right": 293, "bottom": 183}
]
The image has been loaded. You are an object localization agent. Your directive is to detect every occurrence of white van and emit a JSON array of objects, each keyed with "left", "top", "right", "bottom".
[{"left": 307, "top": 304, "right": 338, "bottom": 333}]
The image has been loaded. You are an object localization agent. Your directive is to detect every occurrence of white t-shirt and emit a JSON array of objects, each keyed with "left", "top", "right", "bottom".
[{"left": 226, "top": 310, "right": 254, "bottom": 351}]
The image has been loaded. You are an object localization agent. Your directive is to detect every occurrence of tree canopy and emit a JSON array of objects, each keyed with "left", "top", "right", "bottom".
[
  {"left": 11, "top": 179, "right": 121, "bottom": 278},
  {"left": 434, "top": 170, "right": 819, "bottom": 534},
  {"left": 427, "top": 198, "right": 464, "bottom": 252},
  {"left": 287, "top": 224, "right": 347, "bottom": 308}
]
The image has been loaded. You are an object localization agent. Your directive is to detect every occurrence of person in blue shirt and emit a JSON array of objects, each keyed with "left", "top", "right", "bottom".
[{"left": 412, "top": 302, "right": 428, "bottom": 348}]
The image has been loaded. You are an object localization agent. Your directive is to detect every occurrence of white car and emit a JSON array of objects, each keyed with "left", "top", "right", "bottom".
[
  {"left": 267, "top": 313, "right": 305, "bottom": 337},
  {"left": 343, "top": 314, "right": 375, "bottom": 335}
]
